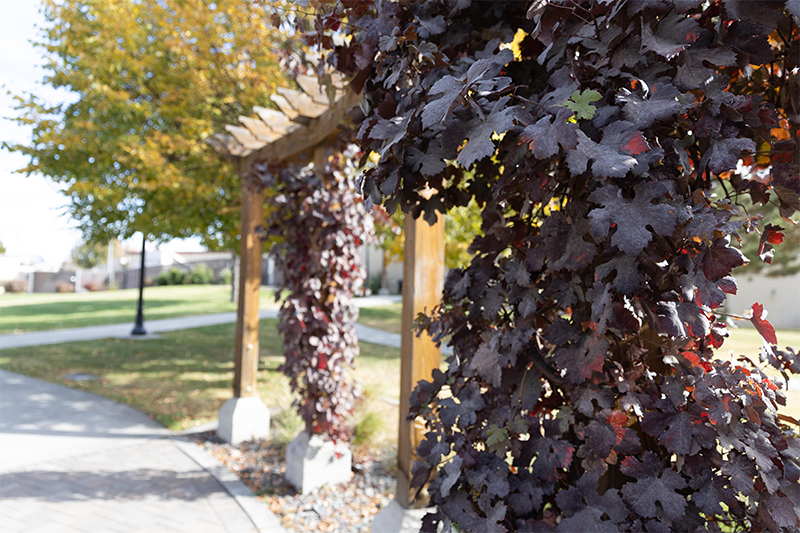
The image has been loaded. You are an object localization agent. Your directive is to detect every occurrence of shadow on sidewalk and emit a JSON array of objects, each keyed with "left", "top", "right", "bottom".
[{"left": 0, "top": 468, "right": 225, "bottom": 502}]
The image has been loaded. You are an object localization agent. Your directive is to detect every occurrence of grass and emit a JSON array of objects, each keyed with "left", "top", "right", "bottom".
[
  {"left": 714, "top": 326, "right": 800, "bottom": 421},
  {"left": 717, "top": 326, "right": 800, "bottom": 359},
  {"left": 356, "top": 303, "right": 403, "bottom": 334},
  {"left": 1, "top": 284, "right": 795, "bottom": 439},
  {"left": 0, "top": 318, "right": 400, "bottom": 434},
  {"left": 0, "top": 285, "right": 281, "bottom": 334}
]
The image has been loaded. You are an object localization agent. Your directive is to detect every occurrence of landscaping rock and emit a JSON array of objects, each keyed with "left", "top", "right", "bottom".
[{"left": 188, "top": 431, "right": 395, "bottom": 532}]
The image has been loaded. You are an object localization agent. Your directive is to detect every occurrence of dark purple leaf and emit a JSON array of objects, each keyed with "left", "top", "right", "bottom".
[
  {"left": 620, "top": 452, "right": 688, "bottom": 522},
  {"left": 567, "top": 121, "right": 650, "bottom": 178},
  {"left": 471, "top": 330, "right": 503, "bottom": 387},
  {"left": 595, "top": 255, "right": 643, "bottom": 294},
  {"left": 407, "top": 144, "right": 448, "bottom": 176},
  {"left": 457, "top": 100, "right": 518, "bottom": 167},
  {"left": 656, "top": 299, "right": 710, "bottom": 338},
  {"left": 442, "top": 492, "right": 503, "bottom": 533},
  {"left": 439, "top": 455, "right": 463, "bottom": 498},
  {"left": 541, "top": 214, "right": 597, "bottom": 271},
  {"left": 641, "top": 409, "right": 716, "bottom": 455},
  {"left": 521, "top": 108, "right": 578, "bottom": 159},
  {"left": 760, "top": 493, "right": 800, "bottom": 530},
  {"left": 588, "top": 182, "right": 677, "bottom": 257},
  {"left": 553, "top": 334, "right": 609, "bottom": 385},
  {"left": 617, "top": 83, "right": 688, "bottom": 129},
  {"left": 703, "top": 136, "right": 757, "bottom": 174},
  {"left": 421, "top": 75, "right": 465, "bottom": 129},
  {"left": 703, "top": 238, "right": 746, "bottom": 282},
  {"left": 556, "top": 508, "right": 618, "bottom": 532},
  {"left": 641, "top": 14, "right": 701, "bottom": 59},
  {"left": 584, "top": 419, "right": 616, "bottom": 459}
]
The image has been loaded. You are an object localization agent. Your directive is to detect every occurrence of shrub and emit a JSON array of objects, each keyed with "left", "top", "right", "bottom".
[
  {"left": 189, "top": 263, "right": 215, "bottom": 285},
  {"left": 313, "top": 1, "right": 800, "bottom": 531},
  {"left": 367, "top": 276, "right": 382, "bottom": 296},
  {"left": 3, "top": 279, "right": 27, "bottom": 293},
  {"left": 218, "top": 266, "right": 233, "bottom": 285},
  {"left": 83, "top": 280, "right": 103, "bottom": 292},
  {"left": 349, "top": 387, "right": 387, "bottom": 454},
  {"left": 55, "top": 282, "right": 74, "bottom": 293},
  {"left": 154, "top": 267, "right": 188, "bottom": 286}
]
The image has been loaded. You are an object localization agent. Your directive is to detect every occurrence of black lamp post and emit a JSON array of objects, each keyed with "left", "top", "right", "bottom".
[{"left": 131, "top": 234, "right": 147, "bottom": 335}]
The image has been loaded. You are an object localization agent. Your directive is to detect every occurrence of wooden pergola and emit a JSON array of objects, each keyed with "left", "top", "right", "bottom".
[{"left": 210, "top": 72, "right": 444, "bottom": 513}]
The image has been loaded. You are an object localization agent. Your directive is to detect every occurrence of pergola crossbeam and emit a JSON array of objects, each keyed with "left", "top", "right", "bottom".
[
  {"left": 275, "top": 87, "right": 329, "bottom": 118},
  {"left": 238, "top": 116, "right": 283, "bottom": 143}
]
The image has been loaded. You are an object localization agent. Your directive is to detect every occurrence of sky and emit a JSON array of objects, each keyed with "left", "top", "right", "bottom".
[{"left": 0, "top": 2, "right": 203, "bottom": 267}]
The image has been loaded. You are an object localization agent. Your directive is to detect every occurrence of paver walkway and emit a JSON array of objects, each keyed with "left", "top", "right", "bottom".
[
  {"left": 0, "top": 294, "right": 413, "bottom": 532},
  {"left": 0, "top": 370, "right": 283, "bottom": 533}
]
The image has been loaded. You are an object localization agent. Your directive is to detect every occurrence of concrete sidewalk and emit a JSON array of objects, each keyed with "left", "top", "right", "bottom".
[
  {"left": 0, "top": 370, "right": 284, "bottom": 533},
  {"left": 0, "top": 294, "right": 403, "bottom": 351},
  {"left": 0, "top": 293, "right": 450, "bottom": 531}
]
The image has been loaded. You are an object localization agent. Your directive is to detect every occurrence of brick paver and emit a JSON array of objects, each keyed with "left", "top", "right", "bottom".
[{"left": 0, "top": 370, "right": 282, "bottom": 532}]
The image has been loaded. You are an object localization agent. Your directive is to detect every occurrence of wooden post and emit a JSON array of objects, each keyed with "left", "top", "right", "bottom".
[
  {"left": 233, "top": 178, "right": 263, "bottom": 398},
  {"left": 396, "top": 211, "right": 445, "bottom": 509}
]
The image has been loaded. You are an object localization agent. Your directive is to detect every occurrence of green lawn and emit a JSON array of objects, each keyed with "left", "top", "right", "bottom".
[
  {"left": 0, "top": 285, "right": 281, "bottom": 334},
  {"left": 0, "top": 319, "right": 400, "bottom": 433},
  {"left": 717, "top": 326, "right": 800, "bottom": 359},
  {"left": 357, "top": 303, "right": 403, "bottom": 334}
]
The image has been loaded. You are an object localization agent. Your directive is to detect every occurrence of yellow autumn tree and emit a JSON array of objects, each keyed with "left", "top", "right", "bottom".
[{"left": 7, "top": 0, "right": 291, "bottom": 247}]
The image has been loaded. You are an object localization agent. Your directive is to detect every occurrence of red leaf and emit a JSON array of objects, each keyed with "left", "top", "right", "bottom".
[
  {"left": 750, "top": 302, "right": 778, "bottom": 345},
  {"left": 765, "top": 225, "right": 785, "bottom": 245},
  {"left": 623, "top": 132, "right": 650, "bottom": 155},
  {"left": 757, "top": 224, "right": 785, "bottom": 264}
]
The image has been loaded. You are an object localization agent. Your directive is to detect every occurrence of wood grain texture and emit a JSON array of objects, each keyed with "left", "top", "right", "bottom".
[
  {"left": 233, "top": 179, "right": 263, "bottom": 398},
  {"left": 396, "top": 212, "right": 445, "bottom": 509}
]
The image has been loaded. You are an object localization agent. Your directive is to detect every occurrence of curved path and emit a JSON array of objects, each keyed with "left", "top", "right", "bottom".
[
  {"left": 0, "top": 295, "right": 413, "bottom": 532},
  {"left": 0, "top": 369, "right": 283, "bottom": 533}
]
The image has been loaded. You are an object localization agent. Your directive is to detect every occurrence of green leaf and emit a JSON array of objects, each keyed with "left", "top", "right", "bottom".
[
  {"left": 561, "top": 89, "right": 602, "bottom": 120},
  {"left": 486, "top": 424, "right": 509, "bottom": 454}
]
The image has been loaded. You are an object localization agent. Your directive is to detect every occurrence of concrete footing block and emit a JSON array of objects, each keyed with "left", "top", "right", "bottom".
[
  {"left": 285, "top": 431, "right": 352, "bottom": 494},
  {"left": 217, "top": 396, "right": 270, "bottom": 445},
  {"left": 371, "top": 499, "right": 436, "bottom": 533}
]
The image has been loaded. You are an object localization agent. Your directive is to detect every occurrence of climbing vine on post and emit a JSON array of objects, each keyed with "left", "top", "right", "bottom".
[
  {"left": 249, "top": 144, "right": 371, "bottom": 442},
  {"left": 304, "top": 0, "right": 800, "bottom": 531}
]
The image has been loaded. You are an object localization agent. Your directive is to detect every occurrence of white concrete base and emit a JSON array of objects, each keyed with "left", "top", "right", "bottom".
[
  {"left": 285, "top": 431, "right": 352, "bottom": 494},
  {"left": 217, "top": 396, "right": 270, "bottom": 445},
  {"left": 371, "top": 499, "right": 436, "bottom": 533}
]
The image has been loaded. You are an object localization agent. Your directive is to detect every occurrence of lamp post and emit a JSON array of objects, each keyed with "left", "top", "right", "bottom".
[{"left": 131, "top": 234, "right": 147, "bottom": 335}]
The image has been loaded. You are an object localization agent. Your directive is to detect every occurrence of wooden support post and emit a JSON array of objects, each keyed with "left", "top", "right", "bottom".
[
  {"left": 396, "top": 211, "right": 445, "bottom": 509},
  {"left": 233, "top": 179, "right": 263, "bottom": 398}
]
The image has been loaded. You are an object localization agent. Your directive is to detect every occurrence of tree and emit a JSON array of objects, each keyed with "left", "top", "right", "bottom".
[
  {"left": 373, "top": 198, "right": 482, "bottom": 278},
  {"left": 6, "top": 0, "right": 290, "bottom": 247},
  {"left": 69, "top": 239, "right": 107, "bottom": 269},
  {"left": 310, "top": 0, "right": 800, "bottom": 531},
  {"left": 0, "top": 241, "right": 6, "bottom": 254},
  {"left": 444, "top": 199, "right": 482, "bottom": 269}
]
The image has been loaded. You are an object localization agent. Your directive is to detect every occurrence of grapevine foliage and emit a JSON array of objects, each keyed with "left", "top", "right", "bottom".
[
  {"left": 249, "top": 145, "right": 371, "bottom": 441},
  {"left": 310, "top": 0, "right": 800, "bottom": 530}
]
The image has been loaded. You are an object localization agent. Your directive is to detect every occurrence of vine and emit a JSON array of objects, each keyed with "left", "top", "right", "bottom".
[
  {"left": 249, "top": 143, "right": 372, "bottom": 442},
  {"left": 306, "top": 0, "right": 799, "bottom": 530}
]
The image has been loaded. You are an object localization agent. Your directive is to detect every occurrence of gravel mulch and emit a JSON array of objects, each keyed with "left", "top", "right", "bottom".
[{"left": 188, "top": 431, "right": 396, "bottom": 532}]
